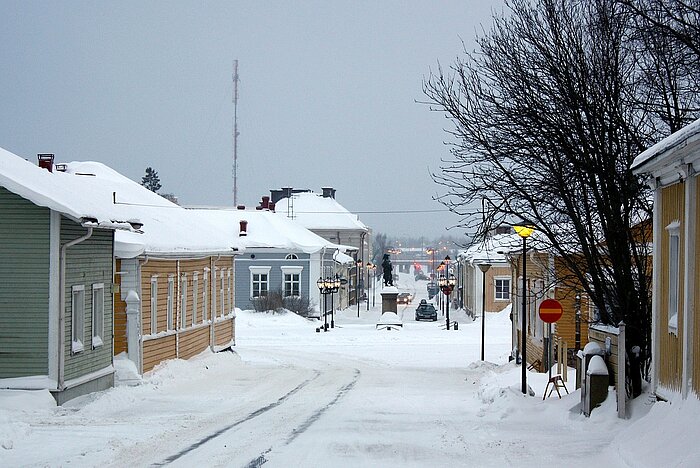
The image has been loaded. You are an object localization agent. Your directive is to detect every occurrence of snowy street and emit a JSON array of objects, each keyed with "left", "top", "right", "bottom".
[{"left": 1, "top": 275, "right": 696, "bottom": 467}]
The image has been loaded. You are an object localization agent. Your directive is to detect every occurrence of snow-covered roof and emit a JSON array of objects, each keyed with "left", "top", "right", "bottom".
[
  {"left": 274, "top": 191, "right": 368, "bottom": 231},
  {"left": 632, "top": 117, "right": 700, "bottom": 172},
  {"left": 458, "top": 233, "right": 521, "bottom": 264},
  {"left": 60, "top": 161, "right": 240, "bottom": 258},
  {"left": 193, "top": 207, "right": 350, "bottom": 255},
  {"left": 0, "top": 147, "right": 139, "bottom": 231}
]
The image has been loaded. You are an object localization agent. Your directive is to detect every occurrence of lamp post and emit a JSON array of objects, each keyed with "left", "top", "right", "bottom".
[
  {"left": 438, "top": 256, "right": 455, "bottom": 330},
  {"left": 478, "top": 263, "right": 491, "bottom": 361},
  {"left": 356, "top": 259, "right": 362, "bottom": 317},
  {"left": 514, "top": 225, "right": 534, "bottom": 395},
  {"left": 366, "top": 262, "right": 373, "bottom": 311},
  {"left": 317, "top": 277, "right": 329, "bottom": 332},
  {"left": 331, "top": 274, "right": 340, "bottom": 328}
]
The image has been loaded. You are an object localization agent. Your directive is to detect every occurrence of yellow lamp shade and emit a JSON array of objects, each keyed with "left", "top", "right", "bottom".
[{"left": 514, "top": 225, "right": 535, "bottom": 238}]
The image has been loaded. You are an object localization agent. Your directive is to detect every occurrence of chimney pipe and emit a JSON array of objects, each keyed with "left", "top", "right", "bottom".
[
  {"left": 239, "top": 220, "right": 248, "bottom": 236},
  {"left": 269, "top": 202, "right": 275, "bottom": 212},
  {"left": 38, "top": 154, "right": 55, "bottom": 173},
  {"left": 261, "top": 196, "right": 270, "bottom": 209}
]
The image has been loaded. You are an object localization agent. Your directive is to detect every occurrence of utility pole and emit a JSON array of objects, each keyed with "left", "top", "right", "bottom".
[{"left": 232, "top": 60, "right": 240, "bottom": 206}]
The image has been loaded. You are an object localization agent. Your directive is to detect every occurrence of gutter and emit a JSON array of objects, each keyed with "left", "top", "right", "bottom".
[{"left": 58, "top": 226, "right": 93, "bottom": 391}]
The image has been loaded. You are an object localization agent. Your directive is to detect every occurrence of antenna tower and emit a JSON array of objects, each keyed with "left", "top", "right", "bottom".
[{"left": 232, "top": 60, "right": 240, "bottom": 206}]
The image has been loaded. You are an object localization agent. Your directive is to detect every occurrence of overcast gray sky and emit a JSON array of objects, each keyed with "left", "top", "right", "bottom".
[{"left": 0, "top": 1, "right": 501, "bottom": 239}]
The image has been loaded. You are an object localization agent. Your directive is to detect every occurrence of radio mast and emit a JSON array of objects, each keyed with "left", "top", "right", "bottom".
[{"left": 232, "top": 60, "right": 240, "bottom": 206}]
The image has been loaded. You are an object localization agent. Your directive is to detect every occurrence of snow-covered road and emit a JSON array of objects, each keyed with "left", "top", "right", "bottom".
[{"left": 2, "top": 277, "right": 698, "bottom": 467}]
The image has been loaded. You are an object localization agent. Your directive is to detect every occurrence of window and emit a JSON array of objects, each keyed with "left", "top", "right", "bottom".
[
  {"left": 494, "top": 277, "right": 511, "bottom": 301},
  {"left": 91, "top": 283, "right": 105, "bottom": 348},
  {"left": 192, "top": 273, "right": 199, "bottom": 325},
  {"left": 250, "top": 266, "right": 271, "bottom": 298},
  {"left": 282, "top": 266, "right": 303, "bottom": 297},
  {"left": 220, "top": 270, "right": 226, "bottom": 318},
  {"left": 285, "top": 253, "right": 299, "bottom": 260},
  {"left": 167, "top": 275, "right": 175, "bottom": 331},
  {"left": 227, "top": 269, "right": 233, "bottom": 314},
  {"left": 181, "top": 275, "right": 188, "bottom": 329},
  {"left": 667, "top": 221, "right": 681, "bottom": 334},
  {"left": 150, "top": 277, "right": 158, "bottom": 334},
  {"left": 203, "top": 269, "right": 209, "bottom": 322},
  {"left": 71, "top": 285, "right": 85, "bottom": 353}
]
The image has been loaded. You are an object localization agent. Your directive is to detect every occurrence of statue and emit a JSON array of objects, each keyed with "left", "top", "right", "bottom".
[{"left": 382, "top": 253, "right": 393, "bottom": 286}]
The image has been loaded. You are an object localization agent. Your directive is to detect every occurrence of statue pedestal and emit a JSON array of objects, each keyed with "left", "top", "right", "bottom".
[{"left": 380, "top": 286, "right": 399, "bottom": 314}]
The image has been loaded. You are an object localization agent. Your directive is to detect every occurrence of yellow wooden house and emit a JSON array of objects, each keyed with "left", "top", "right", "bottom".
[{"left": 632, "top": 119, "right": 700, "bottom": 400}]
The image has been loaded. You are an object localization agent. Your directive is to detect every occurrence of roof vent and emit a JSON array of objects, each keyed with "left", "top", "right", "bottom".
[
  {"left": 239, "top": 220, "right": 248, "bottom": 237},
  {"left": 38, "top": 154, "right": 55, "bottom": 172},
  {"left": 236, "top": 205, "right": 246, "bottom": 210}
]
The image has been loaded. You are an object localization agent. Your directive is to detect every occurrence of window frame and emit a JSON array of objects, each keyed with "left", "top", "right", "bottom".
[
  {"left": 166, "top": 275, "right": 175, "bottom": 331},
  {"left": 281, "top": 266, "right": 303, "bottom": 298},
  {"left": 150, "top": 276, "right": 158, "bottom": 334},
  {"left": 249, "top": 266, "right": 271, "bottom": 298},
  {"left": 494, "top": 276, "right": 511, "bottom": 301},
  {"left": 192, "top": 272, "right": 199, "bottom": 325},
  {"left": 71, "top": 285, "right": 85, "bottom": 353},
  {"left": 180, "top": 274, "right": 188, "bottom": 329},
  {"left": 91, "top": 283, "right": 105, "bottom": 349},
  {"left": 666, "top": 221, "right": 681, "bottom": 335}
]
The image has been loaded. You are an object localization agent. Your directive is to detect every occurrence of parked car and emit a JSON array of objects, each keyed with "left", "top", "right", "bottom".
[
  {"left": 415, "top": 300, "right": 438, "bottom": 321},
  {"left": 397, "top": 292, "right": 412, "bottom": 304}
]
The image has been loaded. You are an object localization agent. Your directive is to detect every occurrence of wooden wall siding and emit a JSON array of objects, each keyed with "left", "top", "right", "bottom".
[
  {"left": 136, "top": 256, "right": 235, "bottom": 373},
  {"left": 178, "top": 325, "right": 210, "bottom": 361},
  {"left": 526, "top": 334, "right": 546, "bottom": 372},
  {"left": 486, "top": 266, "right": 512, "bottom": 313},
  {"left": 553, "top": 258, "right": 591, "bottom": 351},
  {"left": 589, "top": 327, "right": 620, "bottom": 386},
  {"left": 62, "top": 220, "right": 115, "bottom": 381},
  {"left": 694, "top": 176, "right": 700, "bottom": 396},
  {"left": 0, "top": 188, "right": 51, "bottom": 377},
  {"left": 235, "top": 255, "right": 309, "bottom": 311},
  {"left": 215, "top": 318, "right": 234, "bottom": 347},
  {"left": 659, "top": 182, "right": 686, "bottom": 391},
  {"left": 113, "top": 259, "right": 127, "bottom": 356},
  {"left": 142, "top": 334, "right": 177, "bottom": 373}
]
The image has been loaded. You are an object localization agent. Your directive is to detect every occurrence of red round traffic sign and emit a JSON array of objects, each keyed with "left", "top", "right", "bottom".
[{"left": 539, "top": 299, "right": 563, "bottom": 323}]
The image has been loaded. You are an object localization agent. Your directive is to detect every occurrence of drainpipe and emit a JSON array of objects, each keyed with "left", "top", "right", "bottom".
[{"left": 58, "top": 227, "right": 94, "bottom": 391}]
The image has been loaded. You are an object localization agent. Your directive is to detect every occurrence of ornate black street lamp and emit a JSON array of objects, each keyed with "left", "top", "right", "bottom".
[
  {"left": 317, "top": 275, "right": 341, "bottom": 332},
  {"left": 438, "top": 256, "right": 456, "bottom": 330}
]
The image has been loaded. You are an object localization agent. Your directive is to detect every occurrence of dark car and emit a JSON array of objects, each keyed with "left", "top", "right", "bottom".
[
  {"left": 415, "top": 300, "right": 438, "bottom": 321},
  {"left": 397, "top": 292, "right": 412, "bottom": 304}
]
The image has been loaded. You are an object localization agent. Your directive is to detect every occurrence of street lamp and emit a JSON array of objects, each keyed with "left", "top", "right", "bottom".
[
  {"left": 438, "top": 256, "right": 456, "bottom": 330},
  {"left": 478, "top": 263, "right": 492, "bottom": 361},
  {"left": 366, "top": 262, "right": 373, "bottom": 311},
  {"left": 330, "top": 274, "right": 340, "bottom": 328},
  {"left": 514, "top": 225, "right": 535, "bottom": 395},
  {"left": 356, "top": 259, "right": 362, "bottom": 317},
  {"left": 317, "top": 276, "right": 329, "bottom": 332}
]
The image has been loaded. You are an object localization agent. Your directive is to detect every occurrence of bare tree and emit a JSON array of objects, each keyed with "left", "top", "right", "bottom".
[{"left": 423, "top": 0, "right": 662, "bottom": 396}]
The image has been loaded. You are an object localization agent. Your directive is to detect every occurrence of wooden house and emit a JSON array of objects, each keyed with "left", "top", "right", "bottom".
[
  {"left": 270, "top": 188, "right": 370, "bottom": 309},
  {"left": 195, "top": 204, "right": 354, "bottom": 316},
  {"left": 0, "top": 151, "right": 140, "bottom": 404},
  {"left": 457, "top": 234, "right": 516, "bottom": 319},
  {"left": 504, "top": 233, "right": 592, "bottom": 372},
  {"left": 60, "top": 162, "right": 240, "bottom": 376},
  {"left": 632, "top": 118, "right": 700, "bottom": 400}
]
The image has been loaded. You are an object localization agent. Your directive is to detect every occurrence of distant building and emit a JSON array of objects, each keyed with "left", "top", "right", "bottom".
[{"left": 271, "top": 187, "right": 370, "bottom": 308}]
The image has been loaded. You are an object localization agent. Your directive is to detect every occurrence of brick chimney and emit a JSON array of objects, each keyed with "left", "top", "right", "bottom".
[
  {"left": 38, "top": 154, "right": 55, "bottom": 172},
  {"left": 239, "top": 220, "right": 248, "bottom": 236}
]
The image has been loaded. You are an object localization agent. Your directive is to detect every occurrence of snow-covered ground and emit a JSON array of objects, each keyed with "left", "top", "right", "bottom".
[{"left": 1, "top": 275, "right": 698, "bottom": 467}]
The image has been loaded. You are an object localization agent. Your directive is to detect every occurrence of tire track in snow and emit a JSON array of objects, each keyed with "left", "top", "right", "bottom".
[
  {"left": 154, "top": 370, "right": 321, "bottom": 466},
  {"left": 243, "top": 368, "right": 361, "bottom": 467}
]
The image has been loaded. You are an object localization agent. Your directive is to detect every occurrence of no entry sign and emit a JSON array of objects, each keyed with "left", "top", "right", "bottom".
[{"left": 539, "top": 299, "right": 563, "bottom": 323}]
